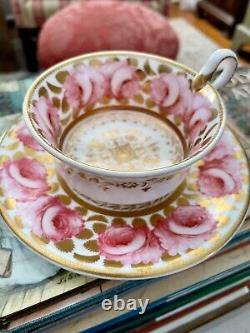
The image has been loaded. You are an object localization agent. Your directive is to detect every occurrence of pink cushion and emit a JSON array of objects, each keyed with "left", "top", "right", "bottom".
[{"left": 38, "top": 0, "right": 179, "bottom": 68}]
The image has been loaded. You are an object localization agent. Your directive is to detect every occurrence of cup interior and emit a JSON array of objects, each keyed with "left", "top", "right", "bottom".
[{"left": 23, "top": 52, "right": 224, "bottom": 174}]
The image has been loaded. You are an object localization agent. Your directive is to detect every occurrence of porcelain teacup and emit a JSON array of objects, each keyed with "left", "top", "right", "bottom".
[{"left": 23, "top": 49, "right": 237, "bottom": 212}]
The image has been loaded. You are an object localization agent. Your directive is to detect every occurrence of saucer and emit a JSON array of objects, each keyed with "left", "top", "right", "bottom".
[{"left": 0, "top": 118, "right": 249, "bottom": 279}]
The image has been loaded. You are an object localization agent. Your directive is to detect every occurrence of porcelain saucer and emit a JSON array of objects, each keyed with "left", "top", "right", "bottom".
[{"left": 0, "top": 118, "right": 249, "bottom": 279}]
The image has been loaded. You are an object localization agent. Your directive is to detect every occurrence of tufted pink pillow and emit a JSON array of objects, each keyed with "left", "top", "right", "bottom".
[{"left": 38, "top": 0, "right": 179, "bottom": 68}]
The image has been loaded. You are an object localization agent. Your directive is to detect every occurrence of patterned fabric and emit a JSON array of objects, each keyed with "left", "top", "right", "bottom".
[
  {"left": 11, "top": 0, "right": 169, "bottom": 28},
  {"left": 11, "top": 0, "right": 76, "bottom": 28}
]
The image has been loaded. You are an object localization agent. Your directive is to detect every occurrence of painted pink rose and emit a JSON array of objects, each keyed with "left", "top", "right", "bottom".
[
  {"left": 183, "top": 93, "right": 212, "bottom": 141},
  {"left": 17, "top": 196, "right": 84, "bottom": 242},
  {"left": 100, "top": 60, "right": 140, "bottom": 99},
  {"left": 198, "top": 156, "right": 241, "bottom": 197},
  {"left": 64, "top": 64, "right": 106, "bottom": 108},
  {"left": 98, "top": 225, "right": 164, "bottom": 265},
  {"left": 16, "top": 121, "right": 43, "bottom": 151},
  {"left": 150, "top": 73, "right": 192, "bottom": 116},
  {"left": 33, "top": 97, "right": 60, "bottom": 144},
  {"left": 0, "top": 158, "right": 50, "bottom": 201},
  {"left": 204, "top": 131, "right": 234, "bottom": 162},
  {"left": 153, "top": 205, "right": 217, "bottom": 256}
]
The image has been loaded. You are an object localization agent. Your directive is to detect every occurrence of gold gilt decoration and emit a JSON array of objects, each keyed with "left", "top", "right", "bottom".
[
  {"left": 47, "top": 82, "right": 61, "bottom": 94},
  {"left": 131, "top": 263, "right": 153, "bottom": 268},
  {"left": 174, "top": 115, "right": 182, "bottom": 126},
  {"left": 56, "top": 70, "right": 69, "bottom": 84},
  {"left": 235, "top": 190, "right": 246, "bottom": 201},
  {"left": 57, "top": 174, "right": 186, "bottom": 217},
  {"left": 47, "top": 168, "right": 56, "bottom": 178},
  {"left": 4, "top": 142, "right": 19, "bottom": 150},
  {"left": 133, "top": 94, "right": 144, "bottom": 104},
  {"left": 30, "top": 232, "right": 49, "bottom": 245},
  {"left": 209, "top": 234, "right": 222, "bottom": 245},
  {"left": 112, "top": 218, "right": 127, "bottom": 226},
  {"left": 145, "top": 98, "right": 156, "bottom": 108},
  {"left": 7, "top": 130, "right": 16, "bottom": 139},
  {"left": 14, "top": 216, "right": 23, "bottom": 228},
  {"left": 183, "top": 193, "right": 199, "bottom": 201},
  {"left": 142, "top": 81, "right": 151, "bottom": 93},
  {"left": 0, "top": 156, "right": 7, "bottom": 165},
  {"left": 118, "top": 98, "right": 129, "bottom": 105},
  {"left": 163, "top": 205, "right": 175, "bottom": 216},
  {"left": 38, "top": 86, "right": 49, "bottom": 98},
  {"left": 84, "top": 104, "right": 94, "bottom": 113},
  {"left": 13, "top": 152, "right": 23, "bottom": 160},
  {"left": 150, "top": 214, "right": 163, "bottom": 227},
  {"left": 89, "top": 59, "right": 102, "bottom": 68},
  {"left": 243, "top": 174, "right": 249, "bottom": 183},
  {"left": 177, "top": 197, "right": 189, "bottom": 206},
  {"left": 161, "top": 253, "right": 181, "bottom": 262},
  {"left": 56, "top": 194, "right": 71, "bottom": 205},
  {"left": 192, "top": 73, "right": 213, "bottom": 92},
  {"left": 84, "top": 240, "right": 99, "bottom": 252},
  {"left": 79, "top": 172, "right": 86, "bottom": 179},
  {"left": 136, "top": 69, "right": 146, "bottom": 81},
  {"left": 36, "top": 154, "right": 54, "bottom": 164},
  {"left": 50, "top": 183, "right": 60, "bottom": 193},
  {"left": 87, "top": 215, "right": 108, "bottom": 223},
  {"left": 23, "top": 146, "right": 37, "bottom": 157},
  {"left": 72, "top": 109, "right": 81, "bottom": 120},
  {"left": 100, "top": 96, "right": 110, "bottom": 105},
  {"left": 76, "top": 228, "right": 93, "bottom": 240},
  {"left": 215, "top": 203, "right": 233, "bottom": 213},
  {"left": 131, "top": 218, "right": 146, "bottom": 228},
  {"left": 190, "top": 247, "right": 210, "bottom": 257},
  {"left": 75, "top": 206, "right": 88, "bottom": 216},
  {"left": 73, "top": 253, "right": 100, "bottom": 263},
  {"left": 62, "top": 97, "right": 70, "bottom": 113},
  {"left": 104, "top": 259, "right": 123, "bottom": 268},
  {"left": 144, "top": 61, "right": 156, "bottom": 75},
  {"left": 108, "top": 57, "right": 119, "bottom": 63},
  {"left": 127, "top": 58, "right": 138, "bottom": 67},
  {"left": 4, "top": 198, "right": 16, "bottom": 210},
  {"left": 158, "top": 64, "right": 172, "bottom": 73},
  {"left": 218, "top": 216, "right": 230, "bottom": 227},
  {"left": 55, "top": 239, "right": 74, "bottom": 252},
  {"left": 52, "top": 97, "right": 61, "bottom": 109},
  {"left": 93, "top": 223, "right": 107, "bottom": 234}
]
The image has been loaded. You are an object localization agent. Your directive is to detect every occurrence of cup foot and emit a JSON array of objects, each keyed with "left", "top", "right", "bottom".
[{"left": 58, "top": 174, "right": 186, "bottom": 216}]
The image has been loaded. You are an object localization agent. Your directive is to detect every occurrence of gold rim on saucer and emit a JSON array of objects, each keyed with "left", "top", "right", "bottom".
[{"left": 0, "top": 119, "right": 249, "bottom": 279}]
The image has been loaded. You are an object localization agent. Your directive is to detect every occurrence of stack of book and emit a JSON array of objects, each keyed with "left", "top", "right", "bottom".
[{"left": 1, "top": 216, "right": 249, "bottom": 332}]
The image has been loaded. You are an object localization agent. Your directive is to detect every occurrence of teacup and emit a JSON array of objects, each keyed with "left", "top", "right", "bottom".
[{"left": 23, "top": 50, "right": 237, "bottom": 212}]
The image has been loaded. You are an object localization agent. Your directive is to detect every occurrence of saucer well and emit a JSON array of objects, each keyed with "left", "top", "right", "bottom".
[{"left": 0, "top": 118, "right": 249, "bottom": 279}]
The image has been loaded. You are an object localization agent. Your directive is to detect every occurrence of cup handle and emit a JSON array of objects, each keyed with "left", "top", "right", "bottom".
[{"left": 191, "top": 49, "right": 238, "bottom": 91}]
